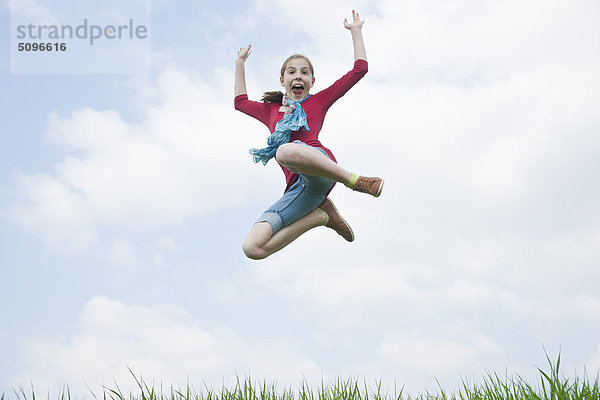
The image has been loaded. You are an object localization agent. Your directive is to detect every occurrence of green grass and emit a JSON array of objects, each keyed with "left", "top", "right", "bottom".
[
  {"left": 457, "top": 353, "right": 599, "bottom": 400},
  {"left": 3, "top": 353, "right": 599, "bottom": 400}
]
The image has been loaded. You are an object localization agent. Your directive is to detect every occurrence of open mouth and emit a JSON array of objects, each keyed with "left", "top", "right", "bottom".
[{"left": 292, "top": 84, "right": 304, "bottom": 96}]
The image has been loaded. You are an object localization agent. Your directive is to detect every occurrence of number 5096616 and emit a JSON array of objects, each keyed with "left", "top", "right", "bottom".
[{"left": 18, "top": 42, "right": 67, "bottom": 51}]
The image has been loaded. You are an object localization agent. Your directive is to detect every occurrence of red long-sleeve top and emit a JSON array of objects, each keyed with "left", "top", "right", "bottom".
[{"left": 235, "top": 59, "right": 368, "bottom": 193}]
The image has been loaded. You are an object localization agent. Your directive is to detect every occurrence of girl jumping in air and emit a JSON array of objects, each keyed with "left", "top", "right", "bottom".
[{"left": 234, "top": 10, "right": 384, "bottom": 260}]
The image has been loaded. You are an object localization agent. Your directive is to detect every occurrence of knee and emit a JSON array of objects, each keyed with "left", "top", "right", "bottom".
[
  {"left": 275, "top": 143, "right": 302, "bottom": 166},
  {"left": 242, "top": 241, "right": 268, "bottom": 260}
]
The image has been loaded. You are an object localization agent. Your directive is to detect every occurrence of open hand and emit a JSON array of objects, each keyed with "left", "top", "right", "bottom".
[
  {"left": 237, "top": 44, "right": 252, "bottom": 63},
  {"left": 344, "top": 10, "right": 364, "bottom": 31}
]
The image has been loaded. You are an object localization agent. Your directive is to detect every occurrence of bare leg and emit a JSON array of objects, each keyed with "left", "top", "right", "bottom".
[
  {"left": 242, "top": 208, "right": 328, "bottom": 260},
  {"left": 242, "top": 143, "right": 368, "bottom": 259},
  {"left": 276, "top": 143, "right": 352, "bottom": 183}
]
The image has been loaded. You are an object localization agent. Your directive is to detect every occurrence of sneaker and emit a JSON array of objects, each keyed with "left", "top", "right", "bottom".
[
  {"left": 353, "top": 176, "right": 384, "bottom": 197},
  {"left": 318, "top": 198, "right": 354, "bottom": 242}
]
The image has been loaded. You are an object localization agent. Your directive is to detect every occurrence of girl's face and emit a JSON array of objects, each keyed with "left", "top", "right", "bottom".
[{"left": 280, "top": 57, "right": 315, "bottom": 101}]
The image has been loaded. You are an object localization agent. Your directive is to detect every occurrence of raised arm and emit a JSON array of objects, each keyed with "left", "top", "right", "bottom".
[
  {"left": 235, "top": 44, "right": 252, "bottom": 97},
  {"left": 343, "top": 10, "right": 366, "bottom": 62}
]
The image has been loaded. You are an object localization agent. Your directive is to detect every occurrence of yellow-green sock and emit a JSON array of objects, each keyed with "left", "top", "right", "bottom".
[
  {"left": 345, "top": 172, "right": 359, "bottom": 189},
  {"left": 323, "top": 212, "right": 329, "bottom": 225}
]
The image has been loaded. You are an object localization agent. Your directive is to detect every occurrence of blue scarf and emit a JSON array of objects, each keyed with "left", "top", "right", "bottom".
[{"left": 249, "top": 93, "right": 310, "bottom": 165}]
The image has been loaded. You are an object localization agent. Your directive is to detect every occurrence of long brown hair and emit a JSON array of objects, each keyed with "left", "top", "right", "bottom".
[{"left": 261, "top": 54, "right": 315, "bottom": 104}]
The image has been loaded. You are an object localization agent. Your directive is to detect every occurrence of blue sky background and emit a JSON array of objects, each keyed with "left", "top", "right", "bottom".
[{"left": 1, "top": 0, "right": 600, "bottom": 396}]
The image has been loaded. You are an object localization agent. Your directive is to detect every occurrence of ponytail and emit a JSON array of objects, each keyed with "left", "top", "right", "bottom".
[{"left": 261, "top": 91, "right": 284, "bottom": 104}]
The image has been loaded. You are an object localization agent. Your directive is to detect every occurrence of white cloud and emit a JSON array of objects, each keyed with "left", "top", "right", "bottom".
[
  {"left": 342, "top": 332, "right": 505, "bottom": 394},
  {"left": 443, "top": 279, "right": 519, "bottom": 307},
  {"left": 369, "top": 0, "right": 600, "bottom": 80},
  {"left": 9, "top": 66, "right": 278, "bottom": 254},
  {"left": 108, "top": 236, "right": 142, "bottom": 270},
  {"left": 157, "top": 236, "right": 182, "bottom": 253},
  {"left": 249, "top": 258, "right": 417, "bottom": 312},
  {"left": 14, "top": 296, "right": 322, "bottom": 396},
  {"left": 572, "top": 294, "right": 600, "bottom": 318},
  {"left": 11, "top": 172, "right": 100, "bottom": 253},
  {"left": 589, "top": 343, "right": 600, "bottom": 374},
  {"left": 376, "top": 336, "right": 472, "bottom": 372}
]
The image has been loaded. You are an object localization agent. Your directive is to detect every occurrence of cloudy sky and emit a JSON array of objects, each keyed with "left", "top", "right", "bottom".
[{"left": 1, "top": 0, "right": 600, "bottom": 396}]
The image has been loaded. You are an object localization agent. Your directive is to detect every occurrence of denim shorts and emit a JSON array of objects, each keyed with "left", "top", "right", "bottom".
[{"left": 257, "top": 141, "right": 334, "bottom": 233}]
